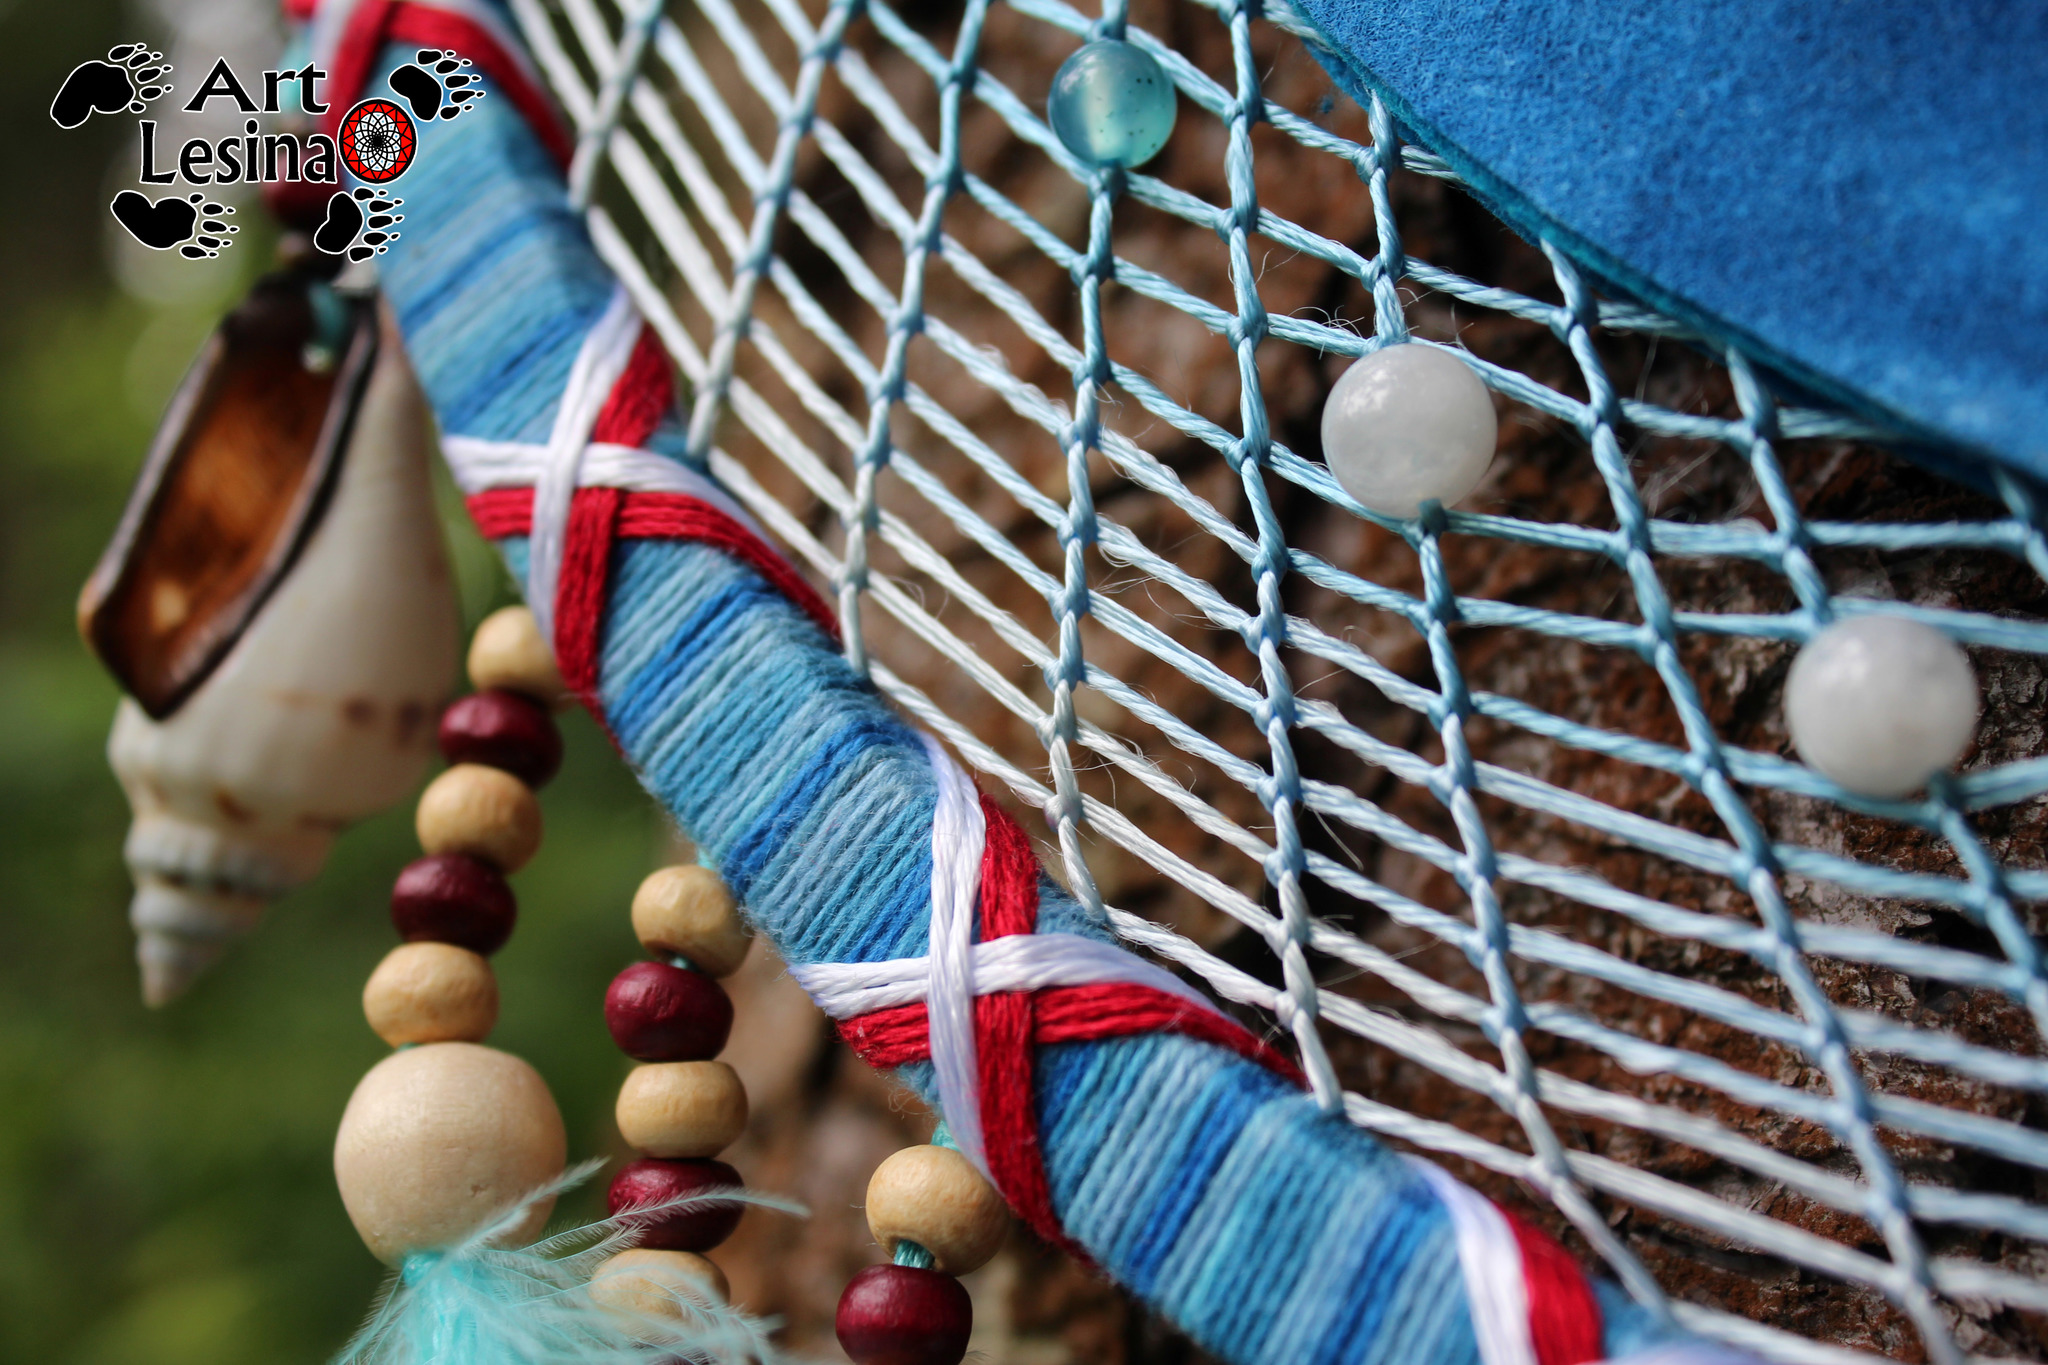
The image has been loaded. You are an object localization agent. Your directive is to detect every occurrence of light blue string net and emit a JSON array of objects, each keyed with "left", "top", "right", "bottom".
[{"left": 502, "top": 0, "right": 2048, "bottom": 1358}]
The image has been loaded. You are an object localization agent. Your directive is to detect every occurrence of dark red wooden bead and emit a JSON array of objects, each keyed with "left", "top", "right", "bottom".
[
  {"left": 438, "top": 689, "right": 563, "bottom": 787},
  {"left": 605, "top": 961, "right": 734, "bottom": 1061},
  {"left": 390, "top": 854, "right": 517, "bottom": 955},
  {"left": 607, "top": 1157, "right": 745, "bottom": 1251},
  {"left": 835, "top": 1264, "right": 972, "bottom": 1365}
]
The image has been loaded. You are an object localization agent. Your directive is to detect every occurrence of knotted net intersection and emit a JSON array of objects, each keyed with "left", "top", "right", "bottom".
[{"left": 502, "top": 0, "right": 2048, "bottom": 1358}]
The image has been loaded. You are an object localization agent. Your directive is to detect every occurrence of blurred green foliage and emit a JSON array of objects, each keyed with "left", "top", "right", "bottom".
[{"left": 1, "top": 4, "right": 668, "bottom": 1360}]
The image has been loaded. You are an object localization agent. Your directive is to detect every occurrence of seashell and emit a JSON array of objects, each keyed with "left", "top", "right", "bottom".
[
  {"left": 100, "top": 289, "right": 459, "bottom": 1005},
  {"left": 82, "top": 266, "right": 367, "bottom": 717}
]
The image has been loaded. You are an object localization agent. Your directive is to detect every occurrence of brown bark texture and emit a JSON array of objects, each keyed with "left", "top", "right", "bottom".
[{"left": 650, "top": 0, "right": 2048, "bottom": 1359}]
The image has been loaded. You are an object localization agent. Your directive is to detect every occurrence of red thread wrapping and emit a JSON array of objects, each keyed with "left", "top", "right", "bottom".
[
  {"left": 1505, "top": 1207, "right": 1605, "bottom": 1365},
  {"left": 554, "top": 486, "right": 624, "bottom": 700},
  {"left": 324, "top": 0, "right": 397, "bottom": 142},
  {"left": 839, "top": 986, "right": 1302, "bottom": 1087},
  {"left": 971, "top": 801, "right": 1076, "bottom": 1254},
  {"left": 590, "top": 327, "right": 675, "bottom": 449},
  {"left": 464, "top": 488, "right": 839, "bottom": 640}
]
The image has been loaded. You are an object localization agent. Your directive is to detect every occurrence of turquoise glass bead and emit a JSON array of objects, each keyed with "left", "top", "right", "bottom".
[{"left": 1048, "top": 39, "right": 1177, "bottom": 169}]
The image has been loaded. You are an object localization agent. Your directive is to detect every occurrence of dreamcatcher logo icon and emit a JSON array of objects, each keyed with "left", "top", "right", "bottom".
[
  {"left": 51, "top": 40, "right": 482, "bottom": 260},
  {"left": 337, "top": 98, "right": 417, "bottom": 184}
]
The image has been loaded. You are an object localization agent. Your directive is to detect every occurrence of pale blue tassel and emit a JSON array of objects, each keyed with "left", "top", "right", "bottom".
[{"left": 336, "top": 1161, "right": 805, "bottom": 1365}]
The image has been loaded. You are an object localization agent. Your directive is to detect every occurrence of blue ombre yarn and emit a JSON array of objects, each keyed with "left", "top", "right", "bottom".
[{"left": 361, "top": 25, "right": 1682, "bottom": 1365}]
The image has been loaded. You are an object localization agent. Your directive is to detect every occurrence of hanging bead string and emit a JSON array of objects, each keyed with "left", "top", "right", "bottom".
[
  {"left": 836, "top": 1124, "right": 1006, "bottom": 1365},
  {"left": 336, "top": 604, "right": 571, "bottom": 1264},
  {"left": 589, "top": 859, "right": 756, "bottom": 1326}
]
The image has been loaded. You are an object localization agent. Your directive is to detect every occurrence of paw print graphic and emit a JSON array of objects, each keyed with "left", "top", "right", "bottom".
[
  {"left": 51, "top": 43, "right": 171, "bottom": 128},
  {"left": 110, "top": 191, "right": 236, "bottom": 258},
  {"left": 387, "top": 49, "right": 484, "bottom": 123},
  {"left": 313, "top": 188, "right": 404, "bottom": 262}
]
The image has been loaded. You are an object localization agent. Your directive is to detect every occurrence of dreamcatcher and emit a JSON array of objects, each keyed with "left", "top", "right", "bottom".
[
  {"left": 79, "top": 0, "right": 2048, "bottom": 1363},
  {"left": 338, "top": 96, "right": 419, "bottom": 181}
]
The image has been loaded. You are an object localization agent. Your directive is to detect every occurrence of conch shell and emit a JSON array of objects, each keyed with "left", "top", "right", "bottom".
[{"left": 92, "top": 285, "right": 459, "bottom": 1004}]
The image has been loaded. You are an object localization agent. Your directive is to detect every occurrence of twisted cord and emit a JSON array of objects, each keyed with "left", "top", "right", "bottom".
[
  {"left": 1545, "top": 242, "right": 1954, "bottom": 1363},
  {"left": 1215, "top": 0, "right": 1339, "bottom": 1109},
  {"left": 1035, "top": 27, "right": 1120, "bottom": 935},
  {"left": 837, "top": 0, "right": 991, "bottom": 675},
  {"left": 680, "top": 0, "right": 867, "bottom": 467}
]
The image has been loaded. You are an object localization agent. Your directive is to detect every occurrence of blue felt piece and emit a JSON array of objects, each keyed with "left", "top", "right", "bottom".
[{"left": 1293, "top": 0, "right": 2048, "bottom": 484}]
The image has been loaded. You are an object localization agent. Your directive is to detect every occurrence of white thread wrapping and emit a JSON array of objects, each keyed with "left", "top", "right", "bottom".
[
  {"left": 920, "top": 731, "right": 989, "bottom": 1175},
  {"left": 788, "top": 932, "right": 1223, "bottom": 1019},
  {"left": 1408, "top": 1157, "right": 1537, "bottom": 1365},
  {"left": 525, "top": 286, "right": 643, "bottom": 646}
]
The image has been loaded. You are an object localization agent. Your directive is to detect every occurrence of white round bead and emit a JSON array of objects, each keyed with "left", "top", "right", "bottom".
[
  {"left": 615, "top": 1061, "right": 749, "bottom": 1157},
  {"left": 589, "top": 1249, "right": 728, "bottom": 1329},
  {"left": 1785, "top": 616, "right": 1978, "bottom": 798},
  {"left": 865, "top": 1144, "right": 1009, "bottom": 1274},
  {"left": 333, "top": 1042, "right": 566, "bottom": 1264},
  {"left": 362, "top": 942, "right": 498, "bottom": 1046},
  {"left": 630, "top": 866, "right": 751, "bottom": 977},
  {"left": 468, "top": 605, "right": 569, "bottom": 708},
  {"left": 1320, "top": 344, "right": 1497, "bottom": 518}
]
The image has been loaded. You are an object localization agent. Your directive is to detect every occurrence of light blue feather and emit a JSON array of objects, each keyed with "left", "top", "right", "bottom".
[{"left": 335, "top": 1161, "right": 805, "bottom": 1365}]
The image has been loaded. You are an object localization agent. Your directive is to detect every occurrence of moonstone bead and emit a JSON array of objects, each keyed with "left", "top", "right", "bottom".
[
  {"left": 1048, "top": 39, "right": 1176, "bottom": 169},
  {"left": 1785, "top": 616, "right": 1978, "bottom": 798},
  {"left": 1320, "top": 343, "right": 1497, "bottom": 518}
]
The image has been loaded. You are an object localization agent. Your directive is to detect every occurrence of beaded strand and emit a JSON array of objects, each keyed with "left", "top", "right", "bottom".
[
  {"left": 589, "top": 861, "right": 756, "bottom": 1326},
  {"left": 334, "top": 605, "right": 571, "bottom": 1263},
  {"left": 370, "top": 604, "right": 567, "bottom": 1044},
  {"left": 836, "top": 1133, "right": 1009, "bottom": 1365}
]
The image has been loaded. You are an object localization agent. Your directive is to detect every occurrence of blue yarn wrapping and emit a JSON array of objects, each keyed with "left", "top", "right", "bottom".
[{"left": 365, "top": 25, "right": 1685, "bottom": 1365}]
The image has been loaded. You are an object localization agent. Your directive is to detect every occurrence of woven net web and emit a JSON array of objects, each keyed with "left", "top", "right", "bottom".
[{"left": 500, "top": 0, "right": 2048, "bottom": 1358}]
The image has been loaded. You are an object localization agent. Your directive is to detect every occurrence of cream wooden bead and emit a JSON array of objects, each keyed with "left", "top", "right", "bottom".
[
  {"left": 630, "top": 866, "right": 751, "bottom": 977},
  {"left": 363, "top": 942, "right": 498, "bottom": 1046},
  {"left": 589, "top": 1248, "right": 728, "bottom": 1324},
  {"left": 334, "top": 1042, "right": 566, "bottom": 1264},
  {"left": 467, "top": 605, "right": 568, "bottom": 708},
  {"left": 616, "top": 1060, "right": 748, "bottom": 1157},
  {"left": 416, "top": 763, "right": 543, "bottom": 872},
  {"left": 865, "top": 1144, "right": 1009, "bottom": 1274}
]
